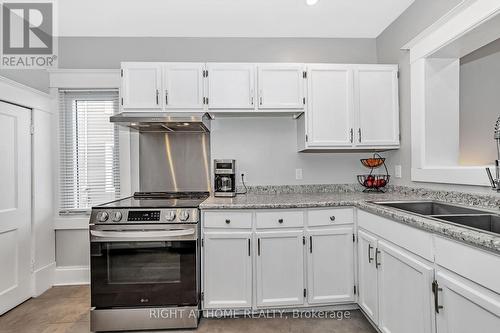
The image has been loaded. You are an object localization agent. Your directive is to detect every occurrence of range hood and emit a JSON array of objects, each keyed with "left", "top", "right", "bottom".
[{"left": 110, "top": 112, "right": 211, "bottom": 132}]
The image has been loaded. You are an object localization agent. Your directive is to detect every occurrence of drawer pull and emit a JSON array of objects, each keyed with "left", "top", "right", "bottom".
[
  {"left": 278, "top": 218, "right": 284, "bottom": 224},
  {"left": 330, "top": 216, "right": 336, "bottom": 222},
  {"left": 225, "top": 219, "right": 231, "bottom": 224}
]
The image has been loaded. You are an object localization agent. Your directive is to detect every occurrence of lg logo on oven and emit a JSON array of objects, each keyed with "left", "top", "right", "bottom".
[{"left": 1, "top": 1, "right": 57, "bottom": 68}]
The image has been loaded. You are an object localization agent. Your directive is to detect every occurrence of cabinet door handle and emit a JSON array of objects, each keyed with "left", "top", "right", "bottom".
[
  {"left": 375, "top": 248, "right": 381, "bottom": 268},
  {"left": 358, "top": 128, "right": 362, "bottom": 143},
  {"left": 250, "top": 89, "right": 254, "bottom": 105},
  {"left": 350, "top": 128, "right": 353, "bottom": 143},
  {"left": 156, "top": 89, "right": 159, "bottom": 105},
  {"left": 165, "top": 90, "right": 168, "bottom": 105},
  {"left": 248, "top": 239, "right": 251, "bottom": 256},
  {"left": 225, "top": 219, "right": 231, "bottom": 224},
  {"left": 278, "top": 218, "right": 284, "bottom": 224},
  {"left": 257, "top": 238, "right": 261, "bottom": 256},
  {"left": 259, "top": 90, "right": 263, "bottom": 105},
  {"left": 309, "top": 236, "right": 313, "bottom": 253},
  {"left": 432, "top": 280, "right": 444, "bottom": 313},
  {"left": 368, "top": 244, "right": 374, "bottom": 263}
]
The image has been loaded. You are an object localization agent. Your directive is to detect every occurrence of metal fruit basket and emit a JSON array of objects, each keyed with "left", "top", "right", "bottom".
[{"left": 357, "top": 153, "right": 390, "bottom": 193}]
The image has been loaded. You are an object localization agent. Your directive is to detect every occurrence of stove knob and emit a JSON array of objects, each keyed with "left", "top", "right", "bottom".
[
  {"left": 112, "top": 212, "right": 122, "bottom": 222},
  {"left": 97, "top": 211, "right": 109, "bottom": 222},
  {"left": 178, "top": 210, "right": 190, "bottom": 221},
  {"left": 165, "top": 211, "right": 176, "bottom": 222}
]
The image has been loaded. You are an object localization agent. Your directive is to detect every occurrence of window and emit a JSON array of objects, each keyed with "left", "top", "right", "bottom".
[{"left": 58, "top": 90, "right": 120, "bottom": 214}]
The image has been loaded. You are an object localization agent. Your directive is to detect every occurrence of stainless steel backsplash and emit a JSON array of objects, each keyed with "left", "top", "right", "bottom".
[{"left": 139, "top": 133, "right": 211, "bottom": 193}]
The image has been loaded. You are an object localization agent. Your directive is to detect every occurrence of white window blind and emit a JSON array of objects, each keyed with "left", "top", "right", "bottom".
[{"left": 58, "top": 89, "right": 120, "bottom": 214}]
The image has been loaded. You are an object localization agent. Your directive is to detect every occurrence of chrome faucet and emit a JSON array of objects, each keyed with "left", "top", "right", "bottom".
[{"left": 486, "top": 115, "right": 500, "bottom": 191}]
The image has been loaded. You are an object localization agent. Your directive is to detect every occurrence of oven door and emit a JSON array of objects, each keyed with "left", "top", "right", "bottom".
[{"left": 90, "top": 224, "right": 198, "bottom": 309}]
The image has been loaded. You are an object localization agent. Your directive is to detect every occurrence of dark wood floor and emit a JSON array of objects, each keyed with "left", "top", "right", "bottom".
[{"left": 0, "top": 286, "right": 376, "bottom": 333}]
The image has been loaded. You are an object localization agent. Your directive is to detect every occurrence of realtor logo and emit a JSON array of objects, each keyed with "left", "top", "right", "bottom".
[{"left": 1, "top": 1, "right": 57, "bottom": 68}]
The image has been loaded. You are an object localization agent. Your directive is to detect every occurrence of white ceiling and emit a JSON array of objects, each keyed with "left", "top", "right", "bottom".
[{"left": 57, "top": 0, "right": 415, "bottom": 38}]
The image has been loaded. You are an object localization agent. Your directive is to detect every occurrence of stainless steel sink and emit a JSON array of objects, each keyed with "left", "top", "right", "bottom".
[
  {"left": 374, "top": 200, "right": 500, "bottom": 236},
  {"left": 432, "top": 215, "right": 500, "bottom": 234},
  {"left": 374, "top": 201, "right": 490, "bottom": 215}
]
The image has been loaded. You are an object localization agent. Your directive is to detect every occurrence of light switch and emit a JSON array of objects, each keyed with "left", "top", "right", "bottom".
[
  {"left": 395, "top": 165, "right": 402, "bottom": 178},
  {"left": 295, "top": 168, "right": 303, "bottom": 180}
]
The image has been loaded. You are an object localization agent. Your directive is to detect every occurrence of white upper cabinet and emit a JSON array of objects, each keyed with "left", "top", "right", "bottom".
[
  {"left": 305, "top": 65, "right": 354, "bottom": 147},
  {"left": 355, "top": 65, "right": 399, "bottom": 147},
  {"left": 298, "top": 64, "right": 399, "bottom": 151},
  {"left": 203, "top": 232, "right": 252, "bottom": 309},
  {"left": 121, "top": 62, "right": 163, "bottom": 110},
  {"left": 306, "top": 227, "right": 355, "bottom": 304},
  {"left": 163, "top": 63, "right": 205, "bottom": 110},
  {"left": 207, "top": 63, "right": 255, "bottom": 110},
  {"left": 257, "top": 64, "right": 305, "bottom": 109},
  {"left": 255, "top": 230, "right": 304, "bottom": 307}
]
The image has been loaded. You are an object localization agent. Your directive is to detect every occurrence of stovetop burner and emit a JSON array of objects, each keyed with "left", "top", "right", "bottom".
[{"left": 96, "top": 191, "right": 210, "bottom": 209}]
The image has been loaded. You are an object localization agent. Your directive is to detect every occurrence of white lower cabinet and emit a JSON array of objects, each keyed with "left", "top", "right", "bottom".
[
  {"left": 203, "top": 232, "right": 252, "bottom": 309},
  {"left": 358, "top": 229, "right": 434, "bottom": 333},
  {"left": 435, "top": 270, "right": 500, "bottom": 333},
  {"left": 306, "top": 227, "right": 355, "bottom": 304},
  {"left": 377, "top": 240, "right": 434, "bottom": 333},
  {"left": 358, "top": 229, "right": 379, "bottom": 323},
  {"left": 255, "top": 230, "right": 305, "bottom": 307}
]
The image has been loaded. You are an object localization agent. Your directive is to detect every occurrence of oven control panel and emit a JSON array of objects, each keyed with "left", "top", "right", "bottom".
[{"left": 90, "top": 208, "right": 199, "bottom": 224}]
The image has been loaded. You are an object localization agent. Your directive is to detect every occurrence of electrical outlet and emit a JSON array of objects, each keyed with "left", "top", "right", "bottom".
[
  {"left": 295, "top": 168, "right": 303, "bottom": 180},
  {"left": 395, "top": 165, "right": 402, "bottom": 178}
]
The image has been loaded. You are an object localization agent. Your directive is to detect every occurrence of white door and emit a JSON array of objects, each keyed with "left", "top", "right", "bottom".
[
  {"left": 355, "top": 65, "right": 399, "bottom": 146},
  {"left": 358, "top": 229, "right": 379, "bottom": 323},
  {"left": 203, "top": 232, "right": 252, "bottom": 309},
  {"left": 377, "top": 240, "right": 435, "bottom": 333},
  {"left": 436, "top": 270, "right": 500, "bottom": 333},
  {"left": 121, "top": 62, "right": 163, "bottom": 110},
  {"left": 0, "top": 102, "right": 31, "bottom": 315},
  {"left": 306, "top": 65, "right": 354, "bottom": 147},
  {"left": 257, "top": 64, "right": 304, "bottom": 109},
  {"left": 207, "top": 63, "right": 255, "bottom": 109},
  {"left": 306, "top": 227, "right": 355, "bottom": 304},
  {"left": 164, "top": 63, "right": 205, "bottom": 110},
  {"left": 256, "top": 230, "right": 304, "bottom": 307}
]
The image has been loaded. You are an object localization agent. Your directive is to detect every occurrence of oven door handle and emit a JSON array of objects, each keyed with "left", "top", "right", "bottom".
[{"left": 90, "top": 229, "right": 195, "bottom": 241}]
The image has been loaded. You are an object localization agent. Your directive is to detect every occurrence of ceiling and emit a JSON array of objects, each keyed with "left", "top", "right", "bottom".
[{"left": 57, "top": 0, "right": 415, "bottom": 38}]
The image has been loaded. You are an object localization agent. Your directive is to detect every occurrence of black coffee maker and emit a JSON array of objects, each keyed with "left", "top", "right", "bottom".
[{"left": 214, "top": 159, "right": 236, "bottom": 197}]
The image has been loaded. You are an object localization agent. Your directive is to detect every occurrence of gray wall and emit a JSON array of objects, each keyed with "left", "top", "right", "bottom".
[
  {"left": 374, "top": 0, "right": 492, "bottom": 193},
  {"left": 459, "top": 38, "right": 500, "bottom": 165},
  {"left": 1, "top": 37, "right": 377, "bottom": 93}
]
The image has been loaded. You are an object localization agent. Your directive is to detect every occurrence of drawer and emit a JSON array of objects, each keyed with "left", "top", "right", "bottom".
[
  {"left": 203, "top": 211, "right": 252, "bottom": 229},
  {"left": 307, "top": 207, "right": 353, "bottom": 227},
  {"left": 256, "top": 210, "right": 304, "bottom": 229}
]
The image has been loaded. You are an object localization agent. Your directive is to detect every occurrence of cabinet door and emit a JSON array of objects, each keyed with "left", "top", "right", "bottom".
[
  {"left": 121, "top": 63, "right": 162, "bottom": 110},
  {"left": 358, "top": 229, "right": 379, "bottom": 323},
  {"left": 436, "top": 270, "right": 500, "bottom": 333},
  {"left": 256, "top": 230, "right": 304, "bottom": 307},
  {"left": 207, "top": 63, "right": 255, "bottom": 109},
  {"left": 355, "top": 66, "right": 399, "bottom": 146},
  {"left": 377, "top": 240, "right": 435, "bottom": 333},
  {"left": 164, "top": 63, "right": 205, "bottom": 110},
  {"left": 257, "top": 64, "right": 304, "bottom": 109},
  {"left": 203, "top": 232, "right": 252, "bottom": 309},
  {"left": 306, "top": 65, "right": 354, "bottom": 147},
  {"left": 306, "top": 227, "right": 355, "bottom": 304}
]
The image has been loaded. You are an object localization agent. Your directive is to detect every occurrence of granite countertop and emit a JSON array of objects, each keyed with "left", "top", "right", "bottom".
[{"left": 200, "top": 188, "right": 500, "bottom": 254}]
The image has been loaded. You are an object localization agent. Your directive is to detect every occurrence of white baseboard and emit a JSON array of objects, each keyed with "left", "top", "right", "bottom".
[
  {"left": 54, "top": 265, "right": 90, "bottom": 286},
  {"left": 33, "top": 262, "right": 56, "bottom": 296}
]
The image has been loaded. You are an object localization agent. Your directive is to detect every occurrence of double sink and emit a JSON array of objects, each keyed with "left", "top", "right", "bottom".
[{"left": 374, "top": 201, "right": 500, "bottom": 236}]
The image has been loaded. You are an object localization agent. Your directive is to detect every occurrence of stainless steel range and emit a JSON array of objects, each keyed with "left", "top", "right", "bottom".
[
  {"left": 90, "top": 113, "right": 211, "bottom": 332},
  {"left": 89, "top": 191, "right": 209, "bottom": 332}
]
